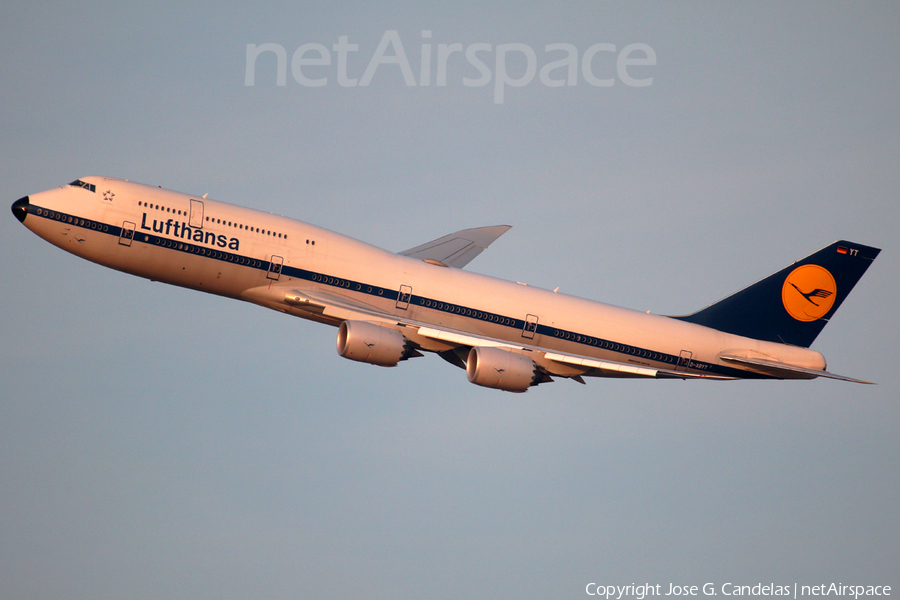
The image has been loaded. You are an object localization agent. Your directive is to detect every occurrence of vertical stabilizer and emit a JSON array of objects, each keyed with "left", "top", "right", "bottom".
[{"left": 674, "top": 241, "right": 880, "bottom": 347}]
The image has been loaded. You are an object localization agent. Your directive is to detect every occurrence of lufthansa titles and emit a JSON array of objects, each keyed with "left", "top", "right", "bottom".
[{"left": 140, "top": 212, "right": 240, "bottom": 250}]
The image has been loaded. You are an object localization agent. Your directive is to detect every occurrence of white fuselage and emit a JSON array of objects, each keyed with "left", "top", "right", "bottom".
[{"left": 17, "top": 177, "right": 827, "bottom": 380}]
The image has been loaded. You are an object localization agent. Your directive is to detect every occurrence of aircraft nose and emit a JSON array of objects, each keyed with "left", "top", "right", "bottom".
[{"left": 11, "top": 196, "right": 29, "bottom": 223}]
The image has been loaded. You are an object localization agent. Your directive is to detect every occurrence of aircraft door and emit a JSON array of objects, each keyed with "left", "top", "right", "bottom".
[
  {"left": 676, "top": 350, "right": 693, "bottom": 371},
  {"left": 118, "top": 221, "right": 135, "bottom": 247},
  {"left": 522, "top": 314, "right": 539, "bottom": 339},
  {"left": 396, "top": 285, "right": 412, "bottom": 310},
  {"left": 189, "top": 199, "right": 204, "bottom": 228},
  {"left": 267, "top": 255, "right": 284, "bottom": 280}
]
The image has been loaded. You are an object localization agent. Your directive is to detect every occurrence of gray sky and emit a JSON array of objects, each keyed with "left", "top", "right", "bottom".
[{"left": 2, "top": 2, "right": 898, "bottom": 599}]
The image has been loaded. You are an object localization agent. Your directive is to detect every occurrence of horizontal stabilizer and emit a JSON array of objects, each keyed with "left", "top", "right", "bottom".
[
  {"left": 399, "top": 225, "right": 511, "bottom": 269},
  {"left": 720, "top": 355, "right": 873, "bottom": 384}
]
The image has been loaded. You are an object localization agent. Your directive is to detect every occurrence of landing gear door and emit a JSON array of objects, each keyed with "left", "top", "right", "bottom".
[
  {"left": 118, "top": 221, "right": 135, "bottom": 247},
  {"left": 267, "top": 255, "right": 284, "bottom": 280}
]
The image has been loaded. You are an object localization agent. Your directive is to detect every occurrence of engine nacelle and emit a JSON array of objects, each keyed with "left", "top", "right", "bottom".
[
  {"left": 466, "top": 346, "right": 542, "bottom": 393},
  {"left": 336, "top": 320, "right": 417, "bottom": 367}
]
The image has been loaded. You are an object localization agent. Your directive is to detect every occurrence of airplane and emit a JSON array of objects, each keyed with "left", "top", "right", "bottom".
[{"left": 11, "top": 177, "right": 881, "bottom": 391}]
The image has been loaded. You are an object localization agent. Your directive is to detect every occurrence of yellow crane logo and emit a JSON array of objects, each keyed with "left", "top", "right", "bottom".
[{"left": 782, "top": 265, "right": 837, "bottom": 322}]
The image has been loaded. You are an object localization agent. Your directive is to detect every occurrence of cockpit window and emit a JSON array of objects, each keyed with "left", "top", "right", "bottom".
[{"left": 68, "top": 179, "right": 96, "bottom": 193}]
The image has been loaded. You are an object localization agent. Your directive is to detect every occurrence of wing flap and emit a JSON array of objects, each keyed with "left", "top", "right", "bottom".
[
  {"left": 415, "top": 326, "right": 519, "bottom": 350},
  {"left": 543, "top": 352, "right": 659, "bottom": 378},
  {"left": 543, "top": 352, "right": 735, "bottom": 380}
]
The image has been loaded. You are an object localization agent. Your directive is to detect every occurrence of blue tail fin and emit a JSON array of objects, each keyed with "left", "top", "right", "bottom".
[{"left": 674, "top": 240, "right": 880, "bottom": 347}]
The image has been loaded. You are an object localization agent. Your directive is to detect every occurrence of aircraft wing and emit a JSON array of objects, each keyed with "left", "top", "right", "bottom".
[
  {"left": 242, "top": 283, "right": 735, "bottom": 383},
  {"left": 398, "top": 225, "right": 512, "bottom": 269},
  {"left": 413, "top": 326, "right": 734, "bottom": 381}
]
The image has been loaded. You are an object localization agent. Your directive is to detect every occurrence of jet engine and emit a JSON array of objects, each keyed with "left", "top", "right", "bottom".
[
  {"left": 466, "top": 346, "right": 543, "bottom": 393},
  {"left": 336, "top": 320, "right": 418, "bottom": 367}
]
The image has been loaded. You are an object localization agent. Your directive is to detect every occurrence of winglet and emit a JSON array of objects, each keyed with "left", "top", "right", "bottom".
[{"left": 399, "top": 225, "right": 512, "bottom": 269}]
